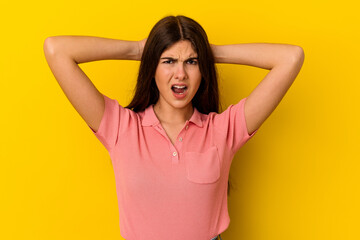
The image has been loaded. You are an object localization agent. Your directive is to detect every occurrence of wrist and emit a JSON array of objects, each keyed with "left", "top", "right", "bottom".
[
  {"left": 127, "top": 41, "right": 141, "bottom": 61},
  {"left": 210, "top": 44, "right": 220, "bottom": 63}
]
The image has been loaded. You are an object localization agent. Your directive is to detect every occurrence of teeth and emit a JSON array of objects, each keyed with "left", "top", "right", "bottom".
[{"left": 173, "top": 85, "right": 186, "bottom": 89}]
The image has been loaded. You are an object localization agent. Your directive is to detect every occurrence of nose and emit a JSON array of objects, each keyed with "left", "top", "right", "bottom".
[{"left": 174, "top": 62, "right": 187, "bottom": 80}]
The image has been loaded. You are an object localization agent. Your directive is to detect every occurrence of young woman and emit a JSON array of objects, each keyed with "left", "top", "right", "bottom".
[{"left": 43, "top": 15, "right": 304, "bottom": 240}]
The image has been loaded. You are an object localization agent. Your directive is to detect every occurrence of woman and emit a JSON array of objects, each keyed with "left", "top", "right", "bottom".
[{"left": 43, "top": 15, "right": 304, "bottom": 240}]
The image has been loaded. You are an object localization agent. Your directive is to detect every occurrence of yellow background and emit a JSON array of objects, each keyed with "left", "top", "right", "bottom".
[{"left": 1, "top": 0, "right": 359, "bottom": 239}]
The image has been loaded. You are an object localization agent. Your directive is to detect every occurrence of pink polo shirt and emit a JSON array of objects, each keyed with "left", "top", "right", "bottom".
[{"left": 89, "top": 94, "right": 258, "bottom": 240}]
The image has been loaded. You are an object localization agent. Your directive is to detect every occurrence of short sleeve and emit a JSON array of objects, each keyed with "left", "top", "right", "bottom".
[
  {"left": 88, "top": 94, "right": 121, "bottom": 153},
  {"left": 213, "top": 97, "right": 259, "bottom": 153}
]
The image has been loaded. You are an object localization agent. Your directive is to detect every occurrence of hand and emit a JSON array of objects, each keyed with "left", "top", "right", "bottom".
[{"left": 137, "top": 38, "right": 147, "bottom": 60}]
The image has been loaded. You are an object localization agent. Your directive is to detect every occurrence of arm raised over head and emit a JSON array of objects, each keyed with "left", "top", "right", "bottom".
[
  {"left": 211, "top": 43, "right": 305, "bottom": 135},
  {"left": 43, "top": 35, "right": 146, "bottom": 132}
]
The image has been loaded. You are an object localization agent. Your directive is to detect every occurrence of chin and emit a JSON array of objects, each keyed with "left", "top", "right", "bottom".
[{"left": 169, "top": 99, "right": 193, "bottom": 109}]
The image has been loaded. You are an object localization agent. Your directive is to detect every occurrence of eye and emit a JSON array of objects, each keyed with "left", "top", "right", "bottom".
[
  {"left": 163, "top": 60, "right": 173, "bottom": 64},
  {"left": 187, "top": 59, "right": 198, "bottom": 65}
]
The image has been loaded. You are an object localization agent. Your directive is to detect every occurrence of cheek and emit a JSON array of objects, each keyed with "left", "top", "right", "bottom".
[
  {"left": 155, "top": 66, "right": 172, "bottom": 78},
  {"left": 191, "top": 67, "right": 201, "bottom": 78},
  {"left": 155, "top": 71, "right": 170, "bottom": 91},
  {"left": 193, "top": 70, "right": 202, "bottom": 87}
]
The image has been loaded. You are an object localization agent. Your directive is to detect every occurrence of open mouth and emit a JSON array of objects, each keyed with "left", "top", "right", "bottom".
[{"left": 171, "top": 85, "right": 188, "bottom": 94}]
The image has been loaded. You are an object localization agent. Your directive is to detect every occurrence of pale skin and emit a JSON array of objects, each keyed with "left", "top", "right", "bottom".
[{"left": 43, "top": 36, "right": 304, "bottom": 146}]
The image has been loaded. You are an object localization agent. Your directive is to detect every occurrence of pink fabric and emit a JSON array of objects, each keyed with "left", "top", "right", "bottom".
[{"left": 89, "top": 94, "right": 258, "bottom": 240}]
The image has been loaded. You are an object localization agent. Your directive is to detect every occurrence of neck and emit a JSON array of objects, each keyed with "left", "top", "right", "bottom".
[{"left": 153, "top": 102, "right": 194, "bottom": 125}]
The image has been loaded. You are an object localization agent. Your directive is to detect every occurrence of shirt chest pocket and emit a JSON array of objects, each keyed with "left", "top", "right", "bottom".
[{"left": 184, "top": 146, "right": 221, "bottom": 184}]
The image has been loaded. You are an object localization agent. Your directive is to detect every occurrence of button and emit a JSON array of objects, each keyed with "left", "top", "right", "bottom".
[
  {"left": 179, "top": 137, "right": 183, "bottom": 142},
  {"left": 185, "top": 125, "right": 189, "bottom": 130},
  {"left": 172, "top": 151, "right": 177, "bottom": 156}
]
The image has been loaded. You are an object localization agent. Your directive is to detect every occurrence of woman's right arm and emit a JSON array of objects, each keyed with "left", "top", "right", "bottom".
[{"left": 43, "top": 36, "right": 143, "bottom": 132}]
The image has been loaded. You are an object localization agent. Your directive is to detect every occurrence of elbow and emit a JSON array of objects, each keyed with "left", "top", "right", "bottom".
[
  {"left": 44, "top": 36, "right": 63, "bottom": 57},
  {"left": 278, "top": 45, "right": 305, "bottom": 68},
  {"left": 289, "top": 46, "right": 305, "bottom": 77},
  {"left": 291, "top": 45, "right": 305, "bottom": 64},
  {"left": 43, "top": 37, "right": 56, "bottom": 56}
]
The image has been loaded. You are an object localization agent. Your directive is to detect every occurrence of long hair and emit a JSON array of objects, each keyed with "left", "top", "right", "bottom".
[
  {"left": 125, "top": 15, "right": 233, "bottom": 196},
  {"left": 126, "top": 15, "right": 219, "bottom": 114}
]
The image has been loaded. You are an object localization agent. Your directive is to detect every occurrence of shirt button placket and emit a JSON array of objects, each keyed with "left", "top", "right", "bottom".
[{"left": 171, "top": 148, "right": 179, "bottom": 164}]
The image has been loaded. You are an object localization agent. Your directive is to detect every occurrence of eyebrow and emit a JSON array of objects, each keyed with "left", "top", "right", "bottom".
[{"left": 160, "top": 57, "right": 199, "bottom": 61}]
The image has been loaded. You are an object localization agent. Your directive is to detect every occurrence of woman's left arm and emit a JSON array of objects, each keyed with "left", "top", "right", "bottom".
[{"left": 211, "top": 43, "right": 305, "bottom": 135}]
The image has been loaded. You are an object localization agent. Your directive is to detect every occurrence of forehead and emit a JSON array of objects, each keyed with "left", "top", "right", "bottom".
[{"left": 161, "top": 40, "right": 197, "bottom": 57}]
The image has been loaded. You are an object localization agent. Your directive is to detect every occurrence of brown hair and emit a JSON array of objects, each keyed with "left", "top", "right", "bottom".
[
  {"left": 126, "top": 15, "right": 219, "bottom": 114},
  {"left": 125, "top": 15, "right": 233, "bottom": 196}
]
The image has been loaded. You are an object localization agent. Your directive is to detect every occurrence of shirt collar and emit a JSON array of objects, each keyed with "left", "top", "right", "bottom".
[{"left": 141, "top": 104, "right": 203, "bottom": 128}]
